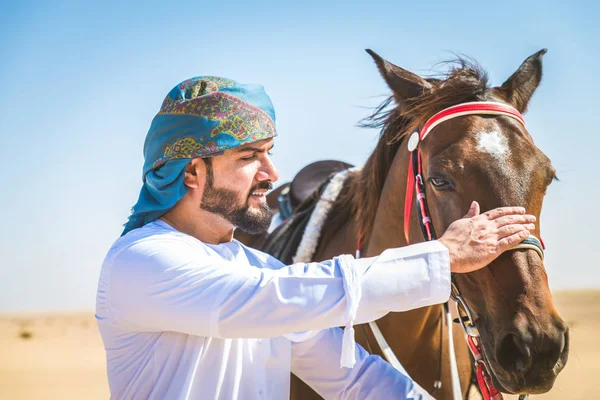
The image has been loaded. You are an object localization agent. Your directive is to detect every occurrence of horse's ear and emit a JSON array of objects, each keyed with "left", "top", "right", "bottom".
[
  {"left": 498, "top": 49, "right": 547, "bottom": 113},
  {"left": 366, "top": 49, "right": 431, "bottom": 111}
]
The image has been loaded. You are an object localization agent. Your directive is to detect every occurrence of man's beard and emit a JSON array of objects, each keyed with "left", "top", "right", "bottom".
[{"left": 200, "top": 181, "right": 274, "bottom": 235}]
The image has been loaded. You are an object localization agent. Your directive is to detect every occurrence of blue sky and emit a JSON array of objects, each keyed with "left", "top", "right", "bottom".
[{"left": 1, "top": 1, "right": 598, "bottom": 312}]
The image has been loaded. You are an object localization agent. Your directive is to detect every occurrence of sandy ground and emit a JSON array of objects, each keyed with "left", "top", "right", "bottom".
[{"left": 1, "top": 290, "right": 597, "bottom": 400}]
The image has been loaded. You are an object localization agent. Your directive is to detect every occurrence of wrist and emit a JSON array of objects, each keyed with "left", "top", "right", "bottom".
[{"left": 437, "top": 237, "right": 456, "bottom": 272}]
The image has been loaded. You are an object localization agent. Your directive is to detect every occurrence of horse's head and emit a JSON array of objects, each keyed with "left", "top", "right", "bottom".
[{"left": 368, "top": 49, "right": 568, "bottom": 394}]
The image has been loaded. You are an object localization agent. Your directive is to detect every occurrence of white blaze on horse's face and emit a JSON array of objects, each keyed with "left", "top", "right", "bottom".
[
  {"left": 475, "top": 129, "right": 516, "bottom": 183},
  {"left": 476, "top": 130, "right": 510, "bottom": 159}
]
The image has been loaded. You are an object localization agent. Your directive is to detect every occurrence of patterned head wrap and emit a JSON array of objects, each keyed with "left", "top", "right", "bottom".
[{"left": 122, "top": 76, "right": 277, "bottom": 235}]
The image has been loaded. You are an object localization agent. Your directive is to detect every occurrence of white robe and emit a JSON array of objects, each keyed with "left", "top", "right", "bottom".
[{"left": 95, "top": 219, "right": 450, "bottom": 399}]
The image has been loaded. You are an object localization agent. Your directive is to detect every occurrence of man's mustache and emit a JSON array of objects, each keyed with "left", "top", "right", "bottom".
[{"left": 249, "top": 181, "right": 273, "bottom": 195}]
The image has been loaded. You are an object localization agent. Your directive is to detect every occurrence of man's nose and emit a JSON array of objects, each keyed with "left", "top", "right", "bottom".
[{"left": 258, "top": 156, "right": 279, "bottom": 183}]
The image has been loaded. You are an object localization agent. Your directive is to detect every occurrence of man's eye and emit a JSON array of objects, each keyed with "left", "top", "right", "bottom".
[{"left": 241, "top": 154, "right": 257, "bottom": 161}]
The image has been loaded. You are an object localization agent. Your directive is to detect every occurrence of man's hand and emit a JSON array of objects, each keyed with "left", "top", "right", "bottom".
[{"left": 438, "top": 201, "right": 536, "bottom": 274}]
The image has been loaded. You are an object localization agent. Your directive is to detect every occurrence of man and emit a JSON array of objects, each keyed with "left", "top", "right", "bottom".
[{"left": 96, "top": 77, "right": 535, "bottom": 400}]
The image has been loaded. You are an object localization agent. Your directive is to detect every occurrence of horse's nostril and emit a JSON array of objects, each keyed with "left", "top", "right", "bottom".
[
  {"left": 497, "top": 333, "right": 532, "bottom": 374},
  {"left": 539, "top": 329, "right": 567, "bottom": 370},
  {"left": 562, "top": 328, "right": 570, "bottom": 355}
]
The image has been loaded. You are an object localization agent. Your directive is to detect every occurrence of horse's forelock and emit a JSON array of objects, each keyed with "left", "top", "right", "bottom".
[{"left": 404, "top": 58, "right": 490, "bottom": 135}]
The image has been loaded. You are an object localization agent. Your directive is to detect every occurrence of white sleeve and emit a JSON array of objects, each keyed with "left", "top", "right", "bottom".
[
  {"left": 106, "top": 238, "right": 450, "bottom": 341},
  {"left": 291, "top": 327, "right": 434, "bottom": 400}
]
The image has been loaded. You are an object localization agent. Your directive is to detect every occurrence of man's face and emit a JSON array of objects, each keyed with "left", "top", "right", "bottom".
[{"left": 200, "top": 139, "right": 278, "bottom": 234}]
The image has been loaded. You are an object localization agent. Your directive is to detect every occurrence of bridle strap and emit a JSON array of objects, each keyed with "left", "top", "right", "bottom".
[
  {"left": 419, "top": 101, "right": 525, "bottom": 141},
  {"left": 513, "top": 236, "right": 545, "bottom": 259}
]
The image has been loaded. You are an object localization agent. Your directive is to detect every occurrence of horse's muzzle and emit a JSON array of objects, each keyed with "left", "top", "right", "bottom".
[{"left": 490, "top": 322, "right": 569, "bottom": 394}]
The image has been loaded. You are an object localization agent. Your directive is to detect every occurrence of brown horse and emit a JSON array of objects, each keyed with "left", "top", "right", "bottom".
[{"left": 238, "top": 49, "right": 569, "bottom": 399}]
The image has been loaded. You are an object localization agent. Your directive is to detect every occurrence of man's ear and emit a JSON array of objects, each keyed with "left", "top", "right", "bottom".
[{"left": 183, "top": 158, "right": 204, "bottom": 189}]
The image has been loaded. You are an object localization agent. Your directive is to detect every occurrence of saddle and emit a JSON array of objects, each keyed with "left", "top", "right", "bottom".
[
  {"left": 260, "top": 160, "right": 353, "bottom": 263},
  {"left": 277, "top": 160, "right": 353, "bottom": 219}
]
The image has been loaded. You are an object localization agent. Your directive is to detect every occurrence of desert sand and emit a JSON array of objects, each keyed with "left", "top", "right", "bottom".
[{"left": 1, "top": 290, "right": 597, "bottom": 400}]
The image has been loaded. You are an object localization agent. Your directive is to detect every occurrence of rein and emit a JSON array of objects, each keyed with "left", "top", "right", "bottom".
[{"left": 358, "top": 101, "right": 545, "bottom": 400}]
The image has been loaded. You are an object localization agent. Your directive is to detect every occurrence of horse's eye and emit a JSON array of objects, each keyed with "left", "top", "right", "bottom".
[{"left": 430, "top": 177, "right": 450, "bottom": 189}]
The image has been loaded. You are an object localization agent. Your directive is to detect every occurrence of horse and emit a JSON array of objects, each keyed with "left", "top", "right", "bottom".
[{"left": 236, "top": 49, "right": 569, "bottom": 399}]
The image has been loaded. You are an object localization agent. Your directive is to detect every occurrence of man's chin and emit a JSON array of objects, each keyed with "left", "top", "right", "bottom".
[
  {"left": 233, "top": 206, "right": 272, "bottom": 235},
  {"left": 235, "top": 222, "right": 270, "bottom": 235}
]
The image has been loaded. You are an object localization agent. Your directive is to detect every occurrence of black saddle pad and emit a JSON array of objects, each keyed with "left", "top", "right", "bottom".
[{"left": 261, "top": 179, "right": 330, "bottom": 264}]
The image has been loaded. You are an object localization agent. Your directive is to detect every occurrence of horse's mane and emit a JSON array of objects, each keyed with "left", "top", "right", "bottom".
[{"left": 324, "top": 58, "right": 492, "bottom": 250}]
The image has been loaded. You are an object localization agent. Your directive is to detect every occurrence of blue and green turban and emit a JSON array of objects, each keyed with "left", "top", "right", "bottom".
[{"left": 122, "top": 76, "right": 277, "bottom": 235}]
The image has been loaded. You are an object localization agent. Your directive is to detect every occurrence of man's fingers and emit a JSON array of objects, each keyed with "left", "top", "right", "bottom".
[
  {"left": 497, "top": 229, "right": 531, "bottom": 251},
  {"left": 494, "top": 214, "right": 536, "bottom": 228},
  {"left": 497, "top": 224, "right": 535, "bottom": 239},
  {"left": 483, "top": 206, "right": 526, "bottom": 220},
  {"left": 462, "top": 201, "right": 480, "bottom": 219}
]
